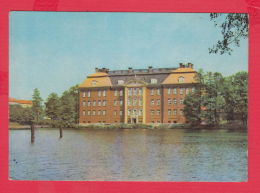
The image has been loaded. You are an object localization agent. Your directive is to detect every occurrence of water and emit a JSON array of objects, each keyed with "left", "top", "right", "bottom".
[{"left": 9, "top": 128, "right": 247, "bottom": 181}]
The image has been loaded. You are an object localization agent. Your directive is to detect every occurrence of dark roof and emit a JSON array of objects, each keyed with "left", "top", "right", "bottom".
[{"left": 107, "top": 67, "right": 176, "bottom": 86}]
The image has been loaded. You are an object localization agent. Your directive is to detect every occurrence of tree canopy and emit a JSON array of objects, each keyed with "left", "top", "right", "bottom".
[{"left": 209, "top": 13, "right": 248, "bottom": 55}]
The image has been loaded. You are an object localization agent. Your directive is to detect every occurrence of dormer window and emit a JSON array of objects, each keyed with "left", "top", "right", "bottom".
[
  {"left": 151, "top": 78, "right": 157, "bottom": 84},
  {"left": 91, "top": 80, "right": 97, "bottom": 86},
  {"left": 118, "top": 80, "right": 124, "bottom": 85},
  {"left": 178, "top": 76, "right": 185, "bottom": 83}
]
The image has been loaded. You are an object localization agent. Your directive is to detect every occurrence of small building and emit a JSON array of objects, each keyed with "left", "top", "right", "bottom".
[
  {"left": 79, "top": 63, "right": 198, "bottom": 124},
  {"left": 9, "top": 98, "right": 33, "bottom": 108}
]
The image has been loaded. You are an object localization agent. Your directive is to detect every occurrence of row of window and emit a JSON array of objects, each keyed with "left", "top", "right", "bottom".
[
  {"left": 167, "top": 98, "right": 184, "bottom": 105},
  {"left": 82, "top": 87, "right": 195, "bottom": 98},
  {"left": 82, "top": 110, "right": 123, "bottom": 116},
  {"left": 128, "top": 87, "right": 143, "bottom": 96},
  {"left": 127, "top": 109, "right": 143, "bottom": 116},
  {"left": 168, "top": 109, "right": 184, "bottom": 116},
  {"left": 82, "top": 90, "right": 123, "bottom": 98},
  {"left": 128, "top": 98, "right": 143, "bottom": 106},
  {"left": 83, "top": 99, "right": 124, "bottom": 107}
]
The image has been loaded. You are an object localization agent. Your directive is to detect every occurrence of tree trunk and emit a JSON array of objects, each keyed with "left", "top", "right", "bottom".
[
  {"left": 59, "top": 127, "right": 63, "bottom": 138},
  {"left": 31, "top": 124, "right": 35, "bottom": 143}
]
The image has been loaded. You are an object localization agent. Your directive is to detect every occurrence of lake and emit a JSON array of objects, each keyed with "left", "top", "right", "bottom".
[{"left": 9, "top": 128, "right": 247, "bottom": 181}]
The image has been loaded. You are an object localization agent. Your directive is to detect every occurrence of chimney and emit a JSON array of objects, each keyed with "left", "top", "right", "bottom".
[
  {"left": 148, "top": 66, "right": 153, "bottom": 72},
  {"left": 95, "top": 68, "right": 99, "bottom": 72},
  {"left": 179, "top": 63, "right": 185, "bottom": 68},
  {"left": 187, "top": 63, "right": 193, "bottom": 69},
  {"left": 128, "top": 67, "right": 133, "bottom": 73}
]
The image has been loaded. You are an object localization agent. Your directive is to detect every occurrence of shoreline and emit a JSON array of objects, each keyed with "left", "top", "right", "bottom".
[{"left": 9, "top": 122, "right": 247, "bottom": 131}]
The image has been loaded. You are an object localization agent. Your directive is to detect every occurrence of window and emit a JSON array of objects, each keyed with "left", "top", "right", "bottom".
[
  {"left": 120, "top": 90, "right": 123, "bottom": 96},
  {"left": 83, "top": 91, "right": 86, "bottom": 97},
  {"left": 151, "top": 88, "right": 154, "bottom": 95},
  {"left": 88, "top": 101, "right": 91, "bottom": 106},
  {"left": 88, "top": 111, "right": 91, "bottom": 115},
  {"left": 173, "top": 88, "right": 177, "bottom": 94},
  {"left": 98, "top": 110, "right": 101, "bottom": 115},
  {"left": 186, "top": 88, "right": 189, "bottom": 95},
  {"left": 168, "top": 99, "right": 172, "bottom": 105},
  {"left": 103, "top": 100, "right": 106, "bottom": 106},
  {"left": 168, "top": 109, "right": 171, "bottom": 116},
  {"left": 178, "top": 76, "right": 185, "bottom": 83},
  {"left": 180, "top": 109, "right": 183, "bottom": 115},
  {"left": 180, "top": 88, "right": 184, "bottom": 95},
  {"left": 151, "top": 110, "right": 155, "bottom": 115},
  {"left": 118, "top": 80, "right": 124, "bottom": 85},
  {"left": 83, "top": 101, "right": 86, "bottom": 107},
  {"left": 87, "top": 91, "right": 91, "bottom": 97},
  {"left": 133, "top": 98, "right": 137, "bottom": 106},
  {"left": 102, "top": 110, "right": 106, "bottom": 116},
  {"left": 128, "top": 88, "right": 132, "bottom": 96},
  {"left": 103, "top": 90, "right": 106, "bottom": 97},
  {"left": 128, "top": 109, "right": 131, "bottom": 115},
  {"left": 157, "top": 88, "right": 160, "bottom": 95},
  {"left": 83, "top": 110, "right": 86, "bottom": 116},
  {"left": 173, "top": 99, "right": 177, "bottom": 105},
  {"left": 139, "top": 98, "right": 143, "bottom": 106},
  {"left": 139, "top": 109, "right": 143, "bottom": 116},
  {"left": 92, "top": 111, "right": 96, "bottom": 116},
  {"left": 168, "top": 88, "right": 171, "bottom": 95},
  {"left": 151, "top": 78, "right": 157, "bottom": 84},
  {"left": 93, "top": 100, "right": 96, "bottom": 106},
  {"left": 128, "top": 98, "right": 131, "bottom": 106},
  {"left": 157, "top": 110, "right": 160, "bottom": 115},
  {"left": 120, "top": 110, "right": 123, "bottom": 116},
  {"left": 151, "top": 99, "right": 155, "bottom": 105},
  {"left": 180, "top": 99, "right": 184, "bottom": 104},
  {"left": 98, "top": 90, "right": 101, "bottom": 97},
  {"left": 133, "top": 88, "right": 137, "bottom": 96},
  {"left": 114, "top": 111, "right": 117, "bottom": 116},
  {"left": 114, "top": 90, "right": 118, "bottom": 96},
  {"left": 98, "top": 100, "right": 101, "bottom": 106},
  {"left": 157, "top": 99, "right": 160, "bottom": 106},
  {"left": 173, "top": 109, "right": 177, "bottom": 115},
  {"left": 91, "top": 80, "right": 97, "bottom": 86},
  {"left": 114, "top": 100, "right": 118, "bottom": 106},
  {"left": 133, "top": 109, "right": 137, "bottom": 115},
  {"left": 120, "top": 99, "right": 123, "bottom": 106},
  {"left": 139, "top": 88, "right": 143, "bottom": 96}
]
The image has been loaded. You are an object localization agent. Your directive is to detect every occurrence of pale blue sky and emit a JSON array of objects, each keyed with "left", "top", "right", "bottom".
[{"left": 10, "top": 12, "right": 248, "bottom": 100}]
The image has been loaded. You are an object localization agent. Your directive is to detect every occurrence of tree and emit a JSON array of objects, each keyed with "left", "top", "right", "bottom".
[
  {"left": 209, "top": 13, "right": 248, "bottom": 55},
  {"left": 45, "top": 93, "right": 60, "bottom": 121},
  {"left": 32, "top": 88, "right": 43, "bottom": 123},
  {"left": 9, "top": 105, "right": 34, "bottom": 125},
  {"left": 59, "top": 91, "right": 77, "bottom": 128}
]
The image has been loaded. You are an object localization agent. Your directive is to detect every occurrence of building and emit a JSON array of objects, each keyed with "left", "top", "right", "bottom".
[
  {"left": 79, "top": 63, "right": 198, "bottom": 124},
  {"left": 9, "top": 98, "right": 33, "bottom": 108}
]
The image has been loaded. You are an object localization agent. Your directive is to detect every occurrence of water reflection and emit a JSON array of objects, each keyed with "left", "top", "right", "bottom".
[{"left": 9, "top": 128, "right": 247, "bottom": 181}]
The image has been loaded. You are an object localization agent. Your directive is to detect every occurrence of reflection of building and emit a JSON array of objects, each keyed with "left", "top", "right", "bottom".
[
  {"left": 79, "top": 63, "right": 198, "bottom": 124},
  {"left": 9, "top": 98, "right": 33, "bottom": 108}
]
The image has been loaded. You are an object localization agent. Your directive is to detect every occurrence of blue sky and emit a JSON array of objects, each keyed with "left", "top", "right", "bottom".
[{"left": 10, "top": 12, "right": 248, "bottom": 100}]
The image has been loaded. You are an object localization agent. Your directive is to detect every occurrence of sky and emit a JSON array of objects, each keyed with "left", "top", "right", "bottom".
[{"left": 9, "top": 12, "right": 248, "bottom": 100}]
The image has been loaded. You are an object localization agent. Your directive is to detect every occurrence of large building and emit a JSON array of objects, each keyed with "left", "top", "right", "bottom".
[{"left": 79, "top": 63, "right": 198, "bottom": 124}]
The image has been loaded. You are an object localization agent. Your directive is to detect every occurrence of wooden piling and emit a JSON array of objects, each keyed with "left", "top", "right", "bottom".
[
  {"left": 59, "top": 127, "right": 63, "bottom": 138},
  {"left": 31, "top": 124, "right": 35, "bottom": 143}
]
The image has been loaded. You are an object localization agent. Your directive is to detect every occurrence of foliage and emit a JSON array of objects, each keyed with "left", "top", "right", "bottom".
[
  {"left": 209, "top": 13, "right": 248, "bottom": 55},
  {"left": 9, "top": 105, "right": 34, "bottom": 125},
  {"left": 45, "top": 93, "right": 60, "bottom": 121},
  {"left": 32, "top": 88, "right": 43, "bottom": 123},
  {"left": 184, "top": 71, "right": 248, "bottom": 126}
]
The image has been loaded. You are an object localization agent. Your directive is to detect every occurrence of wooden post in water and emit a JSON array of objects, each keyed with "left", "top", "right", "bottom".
[
  {"left": 59, "top": 127, "right": 63, "bottom": 138},
  {"left": 31, "top": 124, "right": 35, "bottom": 143}
]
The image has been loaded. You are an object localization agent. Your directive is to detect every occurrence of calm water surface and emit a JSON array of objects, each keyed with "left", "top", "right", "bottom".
[{"left": 9, "top": 128, "right": 247, "bottom": 181}]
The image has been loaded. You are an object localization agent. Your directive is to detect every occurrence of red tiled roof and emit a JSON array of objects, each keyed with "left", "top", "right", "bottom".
[{"left": 9, "top": 98, "right": 33, "bottom": 105}]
